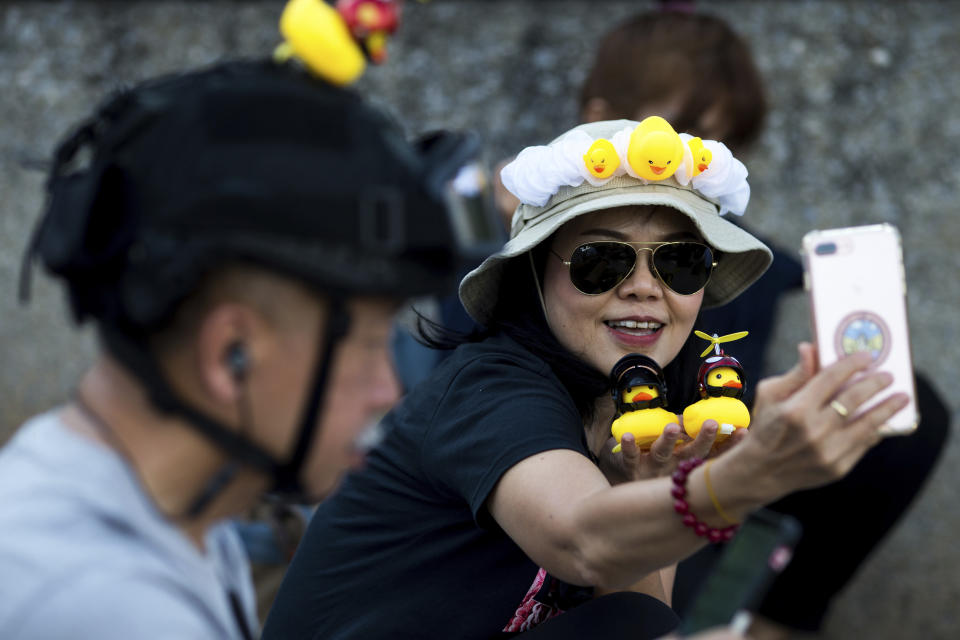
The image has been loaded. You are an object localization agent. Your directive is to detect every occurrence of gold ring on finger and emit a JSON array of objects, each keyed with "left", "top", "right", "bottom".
[{"left": 830, "top": 399, "right": 850, "bottom": 418}]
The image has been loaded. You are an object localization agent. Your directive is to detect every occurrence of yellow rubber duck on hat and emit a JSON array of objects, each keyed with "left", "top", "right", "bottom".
[
  {"left": 627, "top": 116, "right": 684, "bottom": 181},
  {"left": 583, "top": 138, "right": 620, "bottom": 180},
  {"left": 687, "top": 136, "right": 713, "bottom": 177},
  {"left": 274, "top": 0, "right": 401, "bottom": 86}
]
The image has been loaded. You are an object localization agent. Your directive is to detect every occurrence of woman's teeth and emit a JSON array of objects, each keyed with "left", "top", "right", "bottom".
[{"left": 606, "top": 320, "right": 662, "bottom": 335}]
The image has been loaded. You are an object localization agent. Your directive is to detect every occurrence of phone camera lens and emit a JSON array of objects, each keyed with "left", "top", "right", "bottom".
[{"left": 815, "top": 242, "right": 837, "bottom": 255}]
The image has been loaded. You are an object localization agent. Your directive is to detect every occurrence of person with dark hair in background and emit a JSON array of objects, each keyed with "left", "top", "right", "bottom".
[
  {"left": 0, "top": 57, "right": 487, "bottom": 638},
  {"left": 575, "top": 5, "right": 949, "bottom": 636},
  {"left": 579, "top": 7, "right": 766, "bottom": 156},
  {"left": 577, "top": 5, "right": 785, "bottom": 398}
]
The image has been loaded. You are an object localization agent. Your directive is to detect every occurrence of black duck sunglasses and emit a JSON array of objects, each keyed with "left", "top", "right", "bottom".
[{"left": 551, "top": 241, "right": 717, "bottom": 296}]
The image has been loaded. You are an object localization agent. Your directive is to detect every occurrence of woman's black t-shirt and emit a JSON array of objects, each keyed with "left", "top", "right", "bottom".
[{"left": 262, "top": 333, "right": 594, "bottom": 639}]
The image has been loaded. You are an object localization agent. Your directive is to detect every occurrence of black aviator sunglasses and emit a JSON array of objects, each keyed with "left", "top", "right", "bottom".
[{"left": 551, "top": 241, "right": 718, "bottom": 296}]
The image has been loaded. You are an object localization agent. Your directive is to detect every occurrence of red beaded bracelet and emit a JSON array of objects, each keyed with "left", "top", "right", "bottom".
[{"left": 671, "top": 457, "right": 739, "bottom": 543}]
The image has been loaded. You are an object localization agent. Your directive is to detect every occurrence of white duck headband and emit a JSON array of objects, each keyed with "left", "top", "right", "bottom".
[{"left": 501, "top": 116, "right": 750, "bottom": 217}]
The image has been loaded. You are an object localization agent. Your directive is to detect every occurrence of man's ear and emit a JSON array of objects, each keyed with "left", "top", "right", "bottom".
[
  {"left": 581, "top": 97, "right": 612, "bottom": 124},
  {"left": 194, "top": 303, "right": 262, "bottom": 405}
]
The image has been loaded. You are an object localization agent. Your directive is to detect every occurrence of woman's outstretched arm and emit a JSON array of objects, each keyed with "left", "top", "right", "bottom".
[{"left": 487, "top": 344, "right": 908, "bottom": 590}]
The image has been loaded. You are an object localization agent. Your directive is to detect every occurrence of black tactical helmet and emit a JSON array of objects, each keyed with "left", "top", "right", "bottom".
[
  {"left": 22, "top": 59, "right": 500, "bottom": 504},
  {"left": 27, "top": 59, "right": 499, "bottom": 330},
  {"left": 609, "top": 353, "right": 669, "bottom": 414}
]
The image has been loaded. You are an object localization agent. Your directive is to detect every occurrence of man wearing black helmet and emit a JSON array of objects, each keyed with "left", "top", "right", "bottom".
[{"left": 0, "top": 59, "right": 494, "bottom": 638}]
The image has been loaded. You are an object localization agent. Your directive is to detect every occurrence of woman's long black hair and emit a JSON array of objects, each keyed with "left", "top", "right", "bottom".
[{"left": 418, "top": 243, "right": 706, "bottom": 422}]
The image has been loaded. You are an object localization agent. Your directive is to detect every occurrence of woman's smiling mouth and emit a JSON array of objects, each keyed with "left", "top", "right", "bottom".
[
  {"left": 604, "top": 318, "right": 667, "bottom": 349},
  {"left": 604, "top": 319, "right": 663, "bottom": 336}
]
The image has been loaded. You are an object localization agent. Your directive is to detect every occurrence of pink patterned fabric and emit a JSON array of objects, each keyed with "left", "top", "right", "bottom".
[{"left": 502, "top": 568, "right": 565, "bottom": 632}]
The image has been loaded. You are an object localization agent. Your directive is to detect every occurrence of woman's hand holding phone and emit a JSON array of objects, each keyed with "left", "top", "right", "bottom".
[
  {"left": 734, "top": 342, "right": 909, "bottom": 498},
  {"left": 802, "top": 224, "right": 918, "bottom": 435}
]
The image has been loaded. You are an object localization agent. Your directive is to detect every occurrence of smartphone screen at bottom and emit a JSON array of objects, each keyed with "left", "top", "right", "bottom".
[{"left": 678, "top": 509, "right": 802, "bottom": 635}]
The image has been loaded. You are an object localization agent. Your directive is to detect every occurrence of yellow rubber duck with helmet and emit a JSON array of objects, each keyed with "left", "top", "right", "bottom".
[
  {"left": 609, "top": 354, "right": 679, "bottom": 452},
  {"left": 682, "top": 331, "right": 751, "bottom": 442}
]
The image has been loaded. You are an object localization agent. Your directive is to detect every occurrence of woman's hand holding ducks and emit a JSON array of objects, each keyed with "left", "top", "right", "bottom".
[
  {"left": 600, "top": 424, "right": 684, "bottom": 483},
  {"left": 600, "top": 418, "right": 746, "bottom": 484}
]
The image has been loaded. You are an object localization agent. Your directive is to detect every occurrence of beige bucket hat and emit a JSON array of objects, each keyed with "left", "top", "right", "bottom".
[{"left": 459, "top": 119, "right": 773, "bottom": 326}]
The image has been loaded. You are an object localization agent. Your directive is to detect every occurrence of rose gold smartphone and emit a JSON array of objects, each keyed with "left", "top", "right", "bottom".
[{"left": 801, "top": 224, "right": 918, "bottom": 435}]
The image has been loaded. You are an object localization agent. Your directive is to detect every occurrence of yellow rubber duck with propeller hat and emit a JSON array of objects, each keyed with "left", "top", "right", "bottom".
[{"left": 682, "top": 330, "right": 752, "bottom": 442}]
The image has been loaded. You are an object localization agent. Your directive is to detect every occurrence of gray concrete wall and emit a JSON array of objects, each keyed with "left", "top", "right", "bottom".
[{"left": 2, "top": 1, "right": 958, "bottom": 637}]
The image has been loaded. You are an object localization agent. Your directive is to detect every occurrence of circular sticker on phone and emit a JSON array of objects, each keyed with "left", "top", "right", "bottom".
[{"left": 834, "top": 311, "right": 890, "bottom": 367}]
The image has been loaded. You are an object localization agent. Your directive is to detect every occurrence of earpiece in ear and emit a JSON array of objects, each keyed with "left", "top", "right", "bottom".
[{"left": 225, "top": 342, "right": 249, "bottom": 382}]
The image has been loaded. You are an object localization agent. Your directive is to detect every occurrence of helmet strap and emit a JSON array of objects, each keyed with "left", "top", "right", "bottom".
[
  {"left": 271, "top": 297, "right": 350, "bottom": 499},
  {"left": 103, "top": 297, "right": 352, "bottom": 511},
  {"left": 185, "top": 359, "right": 259, "bottom": 518},
  {"left": 100, "top": 328, "right": 284, "bottom": 519},
  {"left": 103, "top": 328, "right": 283, "bottom": 473},
  {"left": 185, "top": 461, "right": 242, "bottom": 518},
  {"left": 706, "top": 385, "right": 743, "bottom": 399},
  {"left": 620, "top": 396, "right": 667, "bottom": 412}
]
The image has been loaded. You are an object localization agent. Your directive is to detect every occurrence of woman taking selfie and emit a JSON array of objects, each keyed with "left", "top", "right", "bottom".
[{"left": 262, "top": 118, "right": 908, "bottom": 639}]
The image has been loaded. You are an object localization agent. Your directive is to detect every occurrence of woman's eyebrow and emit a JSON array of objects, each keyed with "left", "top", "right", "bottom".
[
  {"left": 578, "top": 228, "right": 629, "bottom": 240},
  {"left": 663, "top": 231, "right": 701, "bottom": 241}
]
